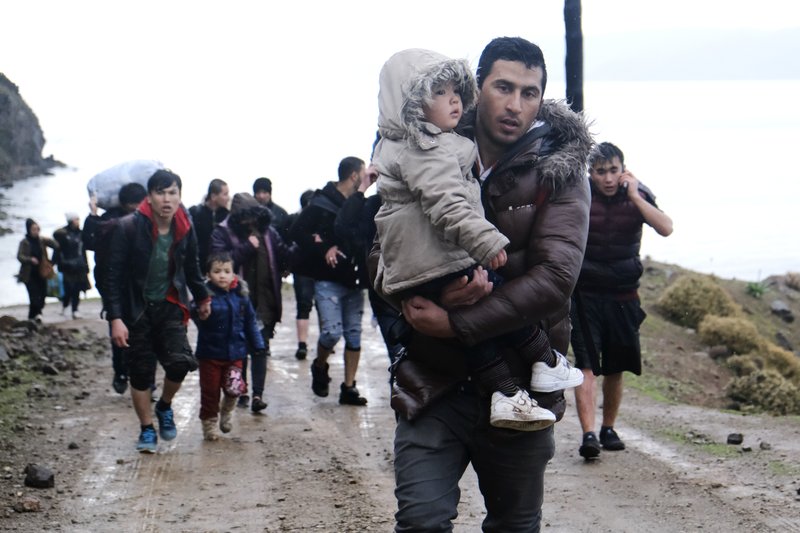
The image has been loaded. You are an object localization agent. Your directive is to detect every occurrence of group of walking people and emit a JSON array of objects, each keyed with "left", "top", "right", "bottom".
[
  {"left": 16, "top": 213, "right": 91, "bottom": 322},
  {"left": 15, "top": 35, "right": 674, "bottom": 531}
]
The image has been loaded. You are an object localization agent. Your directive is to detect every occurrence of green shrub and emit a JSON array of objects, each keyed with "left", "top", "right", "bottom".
[
  {"left": 745, "top": 281, "right": 767, "bottom": 298},
  {"left": 726, "top": 369, "right": 800, "bottom": 415},
  {"left": 656, "top": 275, "right": 741, "bottom": 328},
  {"left": 697, "top": 315, "right": 765, "bottom": 355}
]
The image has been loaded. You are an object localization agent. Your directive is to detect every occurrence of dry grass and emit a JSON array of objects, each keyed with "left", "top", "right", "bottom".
[
  {"left": 726, "top": 369, "right": 800, "bottom": 415},
  {"left": 656, "top": 274, "right": 741, "bottom": 329},
  {"left": 697, "top": 315, "right": 765, "bottom": 355},
  {"left": 785, "top": 271, "right": 800, "bottom": 291}
]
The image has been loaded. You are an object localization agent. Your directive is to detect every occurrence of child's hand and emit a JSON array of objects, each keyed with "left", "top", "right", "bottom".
[{"left": 489, "top": 249, "right": 507, "bottom": 270}]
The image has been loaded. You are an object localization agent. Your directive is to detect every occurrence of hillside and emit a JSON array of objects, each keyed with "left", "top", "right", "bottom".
[{"left": 0, "top": 73, "right": 61, "bottom": 185}]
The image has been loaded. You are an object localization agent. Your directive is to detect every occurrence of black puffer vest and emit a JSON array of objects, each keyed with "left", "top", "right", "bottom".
[{"left": 577, "top": 180, "right": 655, "bottom": 293}]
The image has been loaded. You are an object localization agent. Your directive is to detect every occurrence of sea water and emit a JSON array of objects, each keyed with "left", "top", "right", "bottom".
[{"left": 0, "top": 80, "right": 798, "bottom": 307}]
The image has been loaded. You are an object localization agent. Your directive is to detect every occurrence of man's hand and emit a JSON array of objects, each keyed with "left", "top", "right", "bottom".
[
  {"left": 439, "top": 266, "right": 492, "bottom": 308},
  {"left": 197, "top": 299, "right": 212, "bottom": 320},
  {"left": 111, "top": 318, "right": 129, "bottom": 348},
  {"left": 248, "top": 235, "right": 260, "bottom": 248},
  {"left": 325, "top": 245, "right": 346, "bottom": 268},
  {"left": 619, "top": 170, "right": 640, "bottom": 199},
  {"left": 30, "top": 257, "right": 39, "bottom": 266},
  {"left": 488, "top": 249, "right": 507, "bottom": 270},
  {"left": 401, "top": 296, "right": 455, "bottom": 338},
  {"left": 359, "top": 164, "right": 379, "bottom": 193}
]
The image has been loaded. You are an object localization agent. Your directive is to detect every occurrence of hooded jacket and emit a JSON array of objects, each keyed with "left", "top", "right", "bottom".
[
  {"left": 192, "top": 277, "right": 265, "bottom": 361},
  {"left": 372, "top": 49, "right": 509, "bottom": 295},
  {"left": 370, "top": 98, "right": 593, "bottom": 421},
  {"left": 105, "top": 200, "right": 210, "bottom": 325},
  {"left": 289, "top": 182, "right": 360, "bottom": 287},
  {"left": 210, "top": 193, "right": 295, "bottom": 326}
]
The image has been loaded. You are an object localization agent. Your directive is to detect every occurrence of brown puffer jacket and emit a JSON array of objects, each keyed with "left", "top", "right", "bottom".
[{"left": 379, "top": 99, "right": 593, "bottom": 421}]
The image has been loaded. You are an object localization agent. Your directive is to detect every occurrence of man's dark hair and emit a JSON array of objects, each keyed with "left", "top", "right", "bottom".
[
  {"left": 118, "top": 182, "right": 147, "bottom": 206},
  {"left": 589, "top": 142, "right": 625, "bottom": 167},
  {"left": 299, "top": 189, "right": 314, "bottom": 209},
  {"left": 253, "top": 177, "right": 272, "bottom": 195},
  {"left": 206, "top": 250, "right": 233, "bottom": 273},
  {"left": 337, "top": 157, "right": 364, "bottom": 182},
  {"left": 147, "top": 169, "right": 182, "bottom": 193},
  {"left": 205, "top": 179, "right": 228, "bottom": 201},
  {"left": 476, "top": 37, "right": 547, "bottom": 95}
]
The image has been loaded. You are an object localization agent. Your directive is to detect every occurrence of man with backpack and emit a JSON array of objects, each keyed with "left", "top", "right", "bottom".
[{"left": 83, "top": 182, "right": 147, "bottom": 394}]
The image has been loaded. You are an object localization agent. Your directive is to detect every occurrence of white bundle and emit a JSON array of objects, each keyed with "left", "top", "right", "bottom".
[{"left": 86, "top": 160, "right": 165, "bottom": 209}]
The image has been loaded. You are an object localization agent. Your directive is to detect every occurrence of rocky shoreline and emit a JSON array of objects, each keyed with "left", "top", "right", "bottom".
[{"left": 0, "top": 73, "right": 62, "bottom": 186}]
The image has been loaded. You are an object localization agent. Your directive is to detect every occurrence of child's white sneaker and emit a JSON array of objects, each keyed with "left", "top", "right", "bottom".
[
  {"left": 530, "top": 350, "right": 584, "bottom": 393},
  {"left": 489, "top": 389, "right": 556, "bottom": 431}
]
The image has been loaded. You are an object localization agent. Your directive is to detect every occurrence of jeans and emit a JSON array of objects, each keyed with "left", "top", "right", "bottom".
[
  {"left": 293, "top": 274, "right": 315, "bottom": 320},
  {"left": 314, "top": 281, "right": 364, "bottom": 351},
  {"left": 394, "top": 385, "right": 554, "bottom": 532}
]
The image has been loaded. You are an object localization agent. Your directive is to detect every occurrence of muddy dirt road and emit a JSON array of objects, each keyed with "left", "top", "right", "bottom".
[{"left": 2, "top": 297, "right": 800, "bottom": 532}]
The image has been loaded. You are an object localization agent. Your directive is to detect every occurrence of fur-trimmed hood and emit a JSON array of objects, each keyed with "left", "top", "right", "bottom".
[
  {"left": 377, "top": 48, "right": 477, "bottom": 148},
  {"left": 484, "top": 99, "right": 593, "bottom": 195}
]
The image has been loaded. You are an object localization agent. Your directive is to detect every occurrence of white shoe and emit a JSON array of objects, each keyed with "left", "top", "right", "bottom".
[
  {"left": 72, "top": 311, "right": 82, "bottom": 320},
  {"left": 530, "top": 350, "right": 584, "bottom": 393},
  {"left": 489, "top": 389, "right": 556, "bottom": 431}
]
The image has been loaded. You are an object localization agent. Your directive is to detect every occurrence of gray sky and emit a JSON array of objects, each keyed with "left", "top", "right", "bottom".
[{"left": 2, "top": 0, "right": 799, "bottom": 206}]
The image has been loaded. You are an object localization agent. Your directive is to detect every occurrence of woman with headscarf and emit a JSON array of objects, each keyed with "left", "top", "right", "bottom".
[{"left": 17, "top": 218, "right": 59, "bottom": 321}]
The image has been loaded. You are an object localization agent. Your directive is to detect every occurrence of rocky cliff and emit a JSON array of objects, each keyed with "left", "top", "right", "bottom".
[{"left": 0, "top": 73, "right": 61, "bottom": 186}]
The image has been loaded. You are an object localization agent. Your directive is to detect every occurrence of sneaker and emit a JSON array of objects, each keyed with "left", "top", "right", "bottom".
[
  {"left": 136, "top": 426, "right": 158, "bottom": 453},
  {"left": 489, "top": 389, "right": 556, "bottom": 431},
  {"left": 599, "top": 427, "right": 626, "bottom": 451},
  {"left": 295, "top": 344, "right": 308, "bottom": 360},
  {"left": 32, "top": 315, "right": 43, "bottom": 324},
  {"left": 72, "top": 311, "right": 82, "bottom": 319},
  {"left": 251, "top": 396, "right": 268, "bottom": 412},
  {"left": 339, "top": 382, "right": 368, "bottom": 406},
  {"left": 530, "top": 350, "right": 584, "bottom": 393},
  {"left": 237, "top": 394, "right": 250, "bottom": 408},
  {"left": 155, "top": 404, "right": 177, "bottom": 441},
  {"left": 112, "top": 373, "right": 128, "bottom": 395},
  {"left": 311, "top": 362, "right": 331, "bottom": 397},
  {"left": 579, "top": 431, "right": 601, "bottom": 459}
]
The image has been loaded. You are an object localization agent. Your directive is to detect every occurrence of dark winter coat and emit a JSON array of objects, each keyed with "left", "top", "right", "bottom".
[
  {"left": 53, "top": 225, "right": 90, "bottom": 288},
  {"left": 575, "top": 180, "right": 658, "bottom": 294},
  {"left": 105, "top": 200, "right": 210, "bottom": 325},
  {"left": 193, "top": 279, "right": 265, "bottom": 361},
  {"left": 188, "top": 203, "right": 229, "bottom": 273},
  {"left": 16, "top": 235, "right": 58, "bottom": 284},
  {"left": 83, "top": 207, "right": 128, "bottom": 301},
  {"left": 209, "top": 194, "right": 295, "bottom": 326},
  {"left": 371, "top": 99, "right": 593, "bottom": 421},
  {"left": 290, "top": 182, "right": 359, "bottom": 287},
  {"left": 266, "top": 201, "right": 291, "bottom": 243}
]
